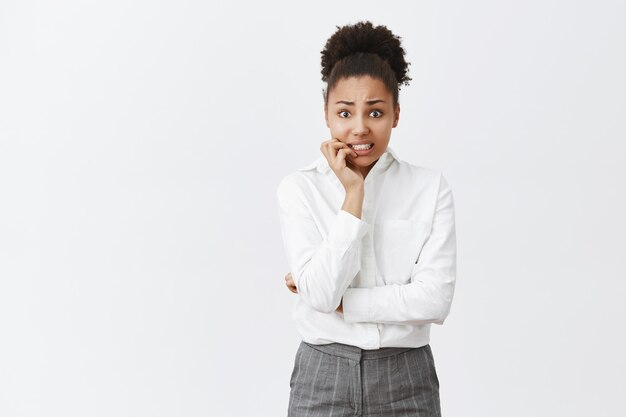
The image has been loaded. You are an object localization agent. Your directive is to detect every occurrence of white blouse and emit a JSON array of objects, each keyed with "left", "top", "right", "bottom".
[{"left": 276, "top": 145, "right": 457, "bottom": 349}]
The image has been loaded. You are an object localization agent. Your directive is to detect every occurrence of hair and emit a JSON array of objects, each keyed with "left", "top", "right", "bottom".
[{"left": 321, "top": 20, "right": 412, "bottom": 110}]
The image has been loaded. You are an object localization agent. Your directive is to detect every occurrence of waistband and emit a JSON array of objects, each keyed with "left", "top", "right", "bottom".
[{"left": 302, "top": 341, "right": 426, "bottom": 362}]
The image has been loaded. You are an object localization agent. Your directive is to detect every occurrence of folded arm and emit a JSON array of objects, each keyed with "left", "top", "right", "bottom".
[
  {"left": 341, "top": 174, "right": 457, "bottom": 325},
  {"left": 276, "top": 175, "right": 369, "bottom": 313}
]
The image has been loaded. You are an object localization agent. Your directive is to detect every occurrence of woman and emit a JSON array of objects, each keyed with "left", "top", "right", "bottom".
[{"left": 276, "top": 20, "right": 457, "bottom": 416}]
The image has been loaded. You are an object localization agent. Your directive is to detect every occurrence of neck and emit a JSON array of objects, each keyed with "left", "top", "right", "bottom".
[{"left": 361, "top": 159, "right": 378, "bottom": 178}]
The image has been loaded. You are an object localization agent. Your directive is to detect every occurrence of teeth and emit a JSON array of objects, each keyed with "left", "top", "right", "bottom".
[{"left": 352, "top": 143, "right": 373, "bottom": 150}]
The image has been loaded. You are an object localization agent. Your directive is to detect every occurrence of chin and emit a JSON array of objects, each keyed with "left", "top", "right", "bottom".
[{"left": 356, "top": 149, "right": 380, "bottom": 159}]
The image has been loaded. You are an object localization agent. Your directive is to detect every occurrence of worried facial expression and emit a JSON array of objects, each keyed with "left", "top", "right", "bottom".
[{"left": 325, "top": 75, "right": 400, "bottom": 177}]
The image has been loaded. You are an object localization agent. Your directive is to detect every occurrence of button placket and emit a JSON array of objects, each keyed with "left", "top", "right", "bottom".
[{"left": 364, "top": 174, "right": 381, "bottom": 347}]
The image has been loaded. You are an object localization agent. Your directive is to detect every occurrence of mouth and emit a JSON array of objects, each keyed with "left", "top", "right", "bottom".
[
  {"left": 348, "top": 142, "right": 375, "bottom": 156},
  {"left": 348, "top": 143, "right": 374, "bottom": 151}
]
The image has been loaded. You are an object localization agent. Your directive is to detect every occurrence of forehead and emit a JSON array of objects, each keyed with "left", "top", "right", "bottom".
[{"left": 329, "top": 76, "right": 391, "bottom": 102}]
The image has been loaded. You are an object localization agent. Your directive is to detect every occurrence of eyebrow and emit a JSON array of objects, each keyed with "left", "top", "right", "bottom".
[{"left": 334, "top": 99, "right": 386, "bottom": 105}]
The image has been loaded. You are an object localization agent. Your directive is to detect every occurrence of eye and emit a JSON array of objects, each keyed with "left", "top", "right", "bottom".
[
  {"left": 338, "top": 110, "right": 350, "bottom": 118},
  {"left": 370, "top": 110, "right": 383, "bottom": 118}
]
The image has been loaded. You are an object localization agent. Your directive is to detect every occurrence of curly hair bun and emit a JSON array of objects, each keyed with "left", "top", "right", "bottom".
[{"left": 321, "top": 20, "right": 411, "bottom": 87}]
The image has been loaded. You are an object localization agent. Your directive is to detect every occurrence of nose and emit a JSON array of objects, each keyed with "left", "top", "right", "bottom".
[{"left": 351, "top": 115, "right": 370, "bottom": 136}]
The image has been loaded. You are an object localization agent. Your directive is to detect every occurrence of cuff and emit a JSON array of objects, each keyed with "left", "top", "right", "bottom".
[
  {"left": 341, "top": 287, "right": 372, "bottom": 323},
  {"left": 326, "top": 209, "right": 369, "bottom": 250}
]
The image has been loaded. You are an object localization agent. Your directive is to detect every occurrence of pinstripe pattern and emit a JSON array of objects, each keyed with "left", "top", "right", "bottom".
[{"left": 288, "top": 341, "right": 441, "bottom": 416}]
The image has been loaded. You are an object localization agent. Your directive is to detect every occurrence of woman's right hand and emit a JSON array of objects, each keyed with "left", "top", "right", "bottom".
[
  {"left": 320, "top": 138, "right": 364, "bottom": 191},
  {"left": 284, "top": 271, "right": 343, "bottom": 313},
  {"left": 285, "top": 272, "right": 298, "bottom": 294}
]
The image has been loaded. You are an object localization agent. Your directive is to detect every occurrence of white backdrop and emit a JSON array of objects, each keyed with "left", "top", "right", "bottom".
[{"left": 1, "top": 1, "right": 625, "bottom": 416}]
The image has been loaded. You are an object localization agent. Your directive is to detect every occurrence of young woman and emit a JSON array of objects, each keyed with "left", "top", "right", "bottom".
[{"left": 276, "top": 20, "right": 457, "bottom": 416}]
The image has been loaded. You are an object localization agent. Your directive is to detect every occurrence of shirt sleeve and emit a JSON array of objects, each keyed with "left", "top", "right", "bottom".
[
  {"left": 341, "top": 173, "right": 457, "bottom": 325},
  {"left": 276, "top": 174, "right": 370, "bottom": 313}
]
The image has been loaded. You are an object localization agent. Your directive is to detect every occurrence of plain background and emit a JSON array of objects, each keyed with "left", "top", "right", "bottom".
[{"left": 1, "top": 1, "right": 625, "bottom": 416}]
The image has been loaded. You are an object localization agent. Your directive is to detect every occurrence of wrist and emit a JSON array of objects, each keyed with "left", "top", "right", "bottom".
[{"left": 345, "top": 184, "right": 364, "bottom": 195}]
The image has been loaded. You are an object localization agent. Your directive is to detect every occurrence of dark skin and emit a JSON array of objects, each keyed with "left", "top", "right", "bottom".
[{"left": 283, "top": 75, "right": 400, "bottom": 315}]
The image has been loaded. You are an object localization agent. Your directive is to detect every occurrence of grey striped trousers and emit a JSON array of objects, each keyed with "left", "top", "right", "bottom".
[{"left": 287, "top": 340, "right": 441, "bottom": 416}]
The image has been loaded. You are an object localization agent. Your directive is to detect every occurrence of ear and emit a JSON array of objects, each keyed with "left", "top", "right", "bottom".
[{"left": 392, "top": 103, "right": 400, "bottom": 128}]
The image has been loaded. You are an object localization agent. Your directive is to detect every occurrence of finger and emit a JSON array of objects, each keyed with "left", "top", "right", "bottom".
[
  {"left": 341, "top": 146, "right": 358, "bottom": 159},
  {"left": 327, "top": 140, "right": 350, "bottom": 157},
  {"left": 334, "top": 147, "right": 357, "bottom": 168},
  {"left": 330, "top": 142, "right": 358, "bottom": 161},
  {"left": 320, "top": 138, "right": 337, "bottom": 153},
  {"left": 286, "top": 282, "right": 297, "bottom": 293},
  {"left": 328, "top": 140, "right": 347, "bottom": 149},
  {"left": 320, "top": 140, "right": 333, "bottom": 161},
  {"left": 336, "top": 141, "right": 357, "bottom": 155},
  {"left": 321, "top": 139, "right": 347, "bottom": 162}
]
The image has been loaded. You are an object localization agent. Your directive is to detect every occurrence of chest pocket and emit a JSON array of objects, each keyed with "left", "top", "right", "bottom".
[{"left": 374, "top": 219, "right": 432, "bottom": 285}]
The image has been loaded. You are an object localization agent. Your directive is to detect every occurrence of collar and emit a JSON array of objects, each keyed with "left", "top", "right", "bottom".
[{"left": 297, "top": 145, "right": 400, "bottom": 174}]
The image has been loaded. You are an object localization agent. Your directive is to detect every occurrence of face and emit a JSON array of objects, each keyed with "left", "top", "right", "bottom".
[{"left": 324, "top": 75, "right": 400, "bottom": 178}]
